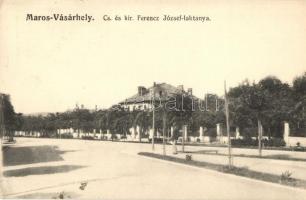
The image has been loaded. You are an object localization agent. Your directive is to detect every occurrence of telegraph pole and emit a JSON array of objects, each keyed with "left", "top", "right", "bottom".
[
  {"left": 0, "top": 94, "right": 4, "bottom": 170},
  {"left": 182, "top": 125, "right": 186, "bottom": 153},
  {"left": 0, "top": 94, "right": 4, "bottom": 142},
  {"left": 258, "top": 120, "right": 262, "bottom": 157},
  {"left": 215, "top": 96, "right": 219, "bottom": 111},
  {"left": 205, "top": 93, "right": 208, "bottom": 111},
  {"left": 224, "top": 81, "right": 233, "bottom": 168},
  {"left": 152, "top": 82, "right": 155, "bottom": 151},
  {"left": 162, "top": 109, "right": 167, "bottom": 156}
]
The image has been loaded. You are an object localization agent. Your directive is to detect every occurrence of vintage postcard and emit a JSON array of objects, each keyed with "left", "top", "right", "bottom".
[{"left": 1, "top": 0, "right": 306, "bottom": 199}]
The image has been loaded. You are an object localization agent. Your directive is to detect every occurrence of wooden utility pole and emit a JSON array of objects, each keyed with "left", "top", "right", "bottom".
[
  {"left": 152, "top": 82, "right": 155, "bottom": 151},
  {"left": 0, "top": 94, "right": 5, "bottom": 142},
  {"left": 205, "top": 93, "right": 208, "bottom": 111},
  {"left": 224, "top": 81, "right": 233, "bottom": 168},
  {"left": 215, "top": 97, "right": 219, "bottom": 111},
  {"left": 162, "top": 110, "right": 167, "bottom": 156},
  {"left": 258, "top": 120, "right": 262, "bottom": 157},
  {"left": 0, "top": 94, "right": 3, "bottom": 167},
  {"left": 182, "top": 125, "right": 186, "bottom": 153}
]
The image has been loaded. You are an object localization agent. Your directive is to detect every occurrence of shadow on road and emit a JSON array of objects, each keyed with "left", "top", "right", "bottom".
[
  {"left": 3, "top": 165, "right": 85, "bottom": 177},
  {"left": 2, "top": 145, "right": 76, "bottom": 166}
]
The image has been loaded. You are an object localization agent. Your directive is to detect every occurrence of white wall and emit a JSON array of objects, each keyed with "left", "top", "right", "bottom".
[
  {"left": 285, "top": 136, "right": 306, "bottom": 147},
  {"left": 283, "top": 122, "right": 306, "bottom": 147}
]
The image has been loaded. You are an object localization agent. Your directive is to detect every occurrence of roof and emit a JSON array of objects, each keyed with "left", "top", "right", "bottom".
[{"left": 119, "top": 83, "right": 199, "bottom": 104}]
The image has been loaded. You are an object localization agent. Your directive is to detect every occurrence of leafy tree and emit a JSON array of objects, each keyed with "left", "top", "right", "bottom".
[
  {"left": 228, "top": 77, "right": 294, "bottom": 138},
  {"left": 133, "top": 110, "right": 151, "bottom": 142},
  {"left": 165, "top": 93, "right": 194, "bottom": 139},
  {"left": 293, "top": 72, "right": 306, "bottom": 98},
  {"left": 258, "top": 76, "right": 293, "bottom": 137},
  {"left": 291, "top": 72, "right": 306, "bottom": 132},
  {"left": 1, "top": 94, "right": 17, "bottom": 141}
]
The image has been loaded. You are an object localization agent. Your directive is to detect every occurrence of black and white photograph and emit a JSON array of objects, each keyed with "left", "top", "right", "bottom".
[{"left": 1, "top": 0, "right": 306, "bottom": 199}]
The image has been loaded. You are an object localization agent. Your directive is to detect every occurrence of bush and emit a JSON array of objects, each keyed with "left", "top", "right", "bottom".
[
  {"left": 81, "top": 135, "right": 94, "bottom": 140},
  {"left": 231, "top": 138, "right": 286, "bottom": 147},
  {"left": 280, "top": 171, "right": 296, "bottom": 186},
  {"left": 231, "top": 138, "right": 256, "bottom": 146},
  {"left": 59, "top": 133, "right": 73, "bottom": 139},
  {"left": 111, "top": 134, "right": 118, "bottom": 140},
  {"left": 120, "top": 135, "right": 127, "bottom": 140},
  {"left": 262, "top": 138, "right": 286, "bottom": 147},
  {"left": 148, "top": 137, "right": 163, "bottom": 143},
  {"left": 185, "top": 154, "right": 192, "bottom": 161},
  {"left": 293, "top": 145, "right": 305, "bottom": 151}
]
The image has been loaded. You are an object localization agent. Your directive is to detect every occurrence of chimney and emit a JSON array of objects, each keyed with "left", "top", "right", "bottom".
[
  {"left": 187, "top": 88, "right": 193, "bottom": 95},
  {"left": 177, "top": 85, "right": 184, "bottom": 91},
  {"left": 138, "top": 86, "right": 147, "bottom": 96}
]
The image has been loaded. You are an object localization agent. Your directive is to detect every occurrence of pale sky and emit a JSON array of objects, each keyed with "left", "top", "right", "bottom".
[{"left": 1, "top": 0, "right": 306, "bottom": 113}]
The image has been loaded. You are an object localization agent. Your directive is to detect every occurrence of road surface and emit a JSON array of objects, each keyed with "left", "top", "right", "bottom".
[{"left": 2, "top": 137, "right": 306, "bottom": 199}]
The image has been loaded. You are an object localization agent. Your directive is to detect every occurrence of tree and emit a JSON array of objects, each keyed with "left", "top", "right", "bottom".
[
  {"left": 0, "top": 94, "right": 17, "bottom": 141},
  {"left": 291, "top": 72, "right": 306, "bottom": 133},
  {"left": 133, "top": 110, "right": 151, "bottom": 142},
  {"left": 228, "top": 77, "right": 293, "bottom": 138},
  {"left": 293, "top": 72, "right": 306, "bottom": 98},
  {"left": 258, "top": 76, "right": 293, "bottom": 138},
  {"left": 166, "top": 93, "right": 195, "bottom": 152}
]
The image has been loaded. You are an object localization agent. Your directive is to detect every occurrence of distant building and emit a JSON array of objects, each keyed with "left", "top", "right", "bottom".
[{"left": 118, "top": 82, "right": 198, "bottom": 111}]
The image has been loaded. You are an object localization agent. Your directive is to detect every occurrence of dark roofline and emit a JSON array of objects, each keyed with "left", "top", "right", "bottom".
[{"left": 118, "top": 83, "right": 199, "bottom": 105}]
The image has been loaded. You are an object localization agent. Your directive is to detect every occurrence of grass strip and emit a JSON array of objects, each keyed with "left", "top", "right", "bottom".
[
  {"left": 138, "top": 152, "right": 306, "bottom": 189},
  {"left": 180, "top": 150, "right": 306, "bottom": 162}
]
